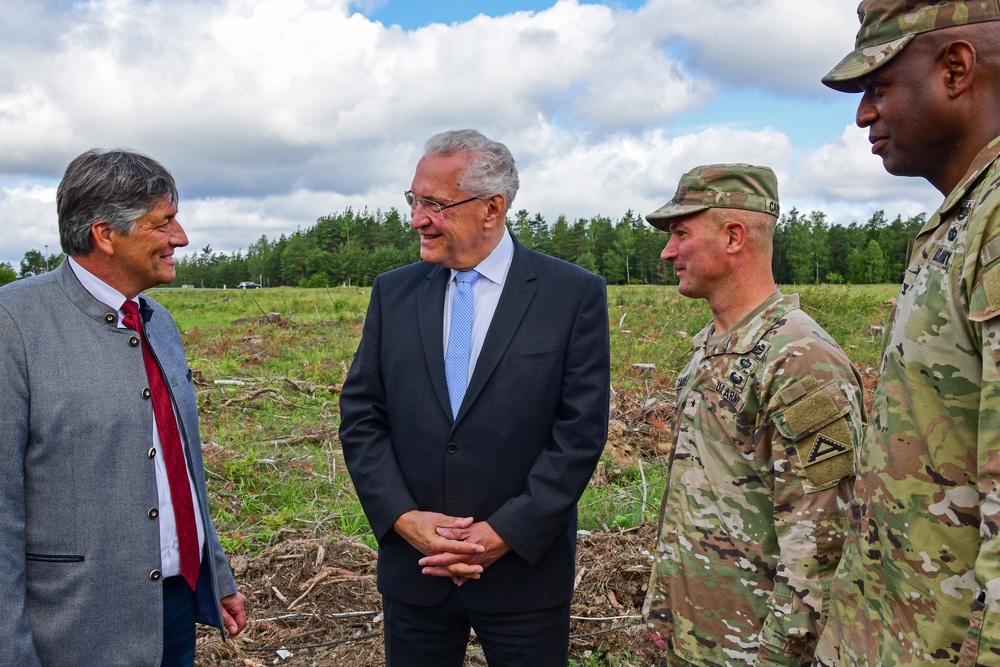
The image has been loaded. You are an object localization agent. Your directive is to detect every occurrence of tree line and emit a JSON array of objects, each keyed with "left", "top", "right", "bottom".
[{"left": 3, "top": 206, "right": 927, "bottom": 289}]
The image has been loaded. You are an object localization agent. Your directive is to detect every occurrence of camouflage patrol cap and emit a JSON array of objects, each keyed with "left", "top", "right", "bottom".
[
  {"left": 645, "top": 163, "right": 780, "bottom": 231},
  {"left": 823, "top": 0, "right": 1000, "bottom": 93}
]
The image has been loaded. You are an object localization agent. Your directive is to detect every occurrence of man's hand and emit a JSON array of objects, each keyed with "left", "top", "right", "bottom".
[
  {"left": 393, "top": 510, "right": 485, "bottom": 560},
  {"left": 418, "top": 520, "right": 511, "bottom": 585},
  {"left": 220, "top": 592, "right": 248, "bottom": 638}
]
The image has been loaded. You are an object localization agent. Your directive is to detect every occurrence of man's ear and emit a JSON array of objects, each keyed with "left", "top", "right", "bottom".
[
  {"left": 89, "top": 221, "right": 117, "bottom": 256},
  {"left": 723, "top": 219, "right": 748, "bottom": 254},
  {"left": 482, "top": 194, "right": 507, "bottom": 229},
  {"left": 941, "top": 40, "right": 976, "bottom": 98}
]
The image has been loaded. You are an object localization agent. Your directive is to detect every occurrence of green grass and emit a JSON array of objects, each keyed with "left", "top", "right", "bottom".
[
  {"left": 570, "top": 650, "right": 641, "bottom": 667},
  {"left": 149, "top": 284, "right": 893, "bottom": 557},
  {"left": 150, "top": 285, "right": 372, "bottom": 553}
]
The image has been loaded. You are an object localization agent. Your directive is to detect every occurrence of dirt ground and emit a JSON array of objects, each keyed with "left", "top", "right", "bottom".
[
  {"left": 194, "top": 525, "right": 662, "bottom": 667},
  {"left": 195, "top": 420, "right": 666, "bottom": 667}
]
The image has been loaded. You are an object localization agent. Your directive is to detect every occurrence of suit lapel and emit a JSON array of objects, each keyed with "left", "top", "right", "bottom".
[
  {"left": 457, "top": 239, "right": 537, "bottom": 421},
  {"left": 417, "top": 263, "right": 453, "bottom": 420}
]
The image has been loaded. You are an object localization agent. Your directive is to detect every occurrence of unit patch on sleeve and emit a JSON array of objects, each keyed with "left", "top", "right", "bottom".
[
  {"left": 807, "top": 434, "right": 851, "bottom": 464},
  {"left": 793, "top": 417, "right": 855, "bottom": 493}
]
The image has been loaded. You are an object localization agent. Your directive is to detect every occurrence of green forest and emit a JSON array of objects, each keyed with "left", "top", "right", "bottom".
[{"left": 5, "top": 206, "right": 926, "bottom": 288}]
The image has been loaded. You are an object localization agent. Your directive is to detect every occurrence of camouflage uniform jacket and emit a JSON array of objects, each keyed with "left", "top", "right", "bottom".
[
  {"left": 815, "top": 137, "right": 1000, "bottom": 666},
  {"left": 643, "top": 292, "right": 865, "bottom": 667}
]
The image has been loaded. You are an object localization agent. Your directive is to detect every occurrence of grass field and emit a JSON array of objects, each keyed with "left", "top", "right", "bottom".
[
  {"left": 150, "top": 283, "right": 896, "bottom": 665},
  {"left": 151, "top": 283, "right": 894, "bottom": 556}
]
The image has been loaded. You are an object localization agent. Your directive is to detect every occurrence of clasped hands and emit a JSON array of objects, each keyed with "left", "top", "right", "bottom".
[{"left": 393, "top": 510, "right": 510, "bottom": 586}]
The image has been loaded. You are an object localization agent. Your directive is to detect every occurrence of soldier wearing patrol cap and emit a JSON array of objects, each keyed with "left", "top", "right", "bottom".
[
  {"left": 815, "top": 2, "right": 1000, "bottom": 665},
  {"left": 642, "top": 164, "right": 866, "bottom": 666}
]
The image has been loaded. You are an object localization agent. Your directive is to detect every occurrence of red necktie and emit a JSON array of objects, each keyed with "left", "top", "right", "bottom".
[{"left": 122, "top": 301, "right": 200, "bottom": 591}]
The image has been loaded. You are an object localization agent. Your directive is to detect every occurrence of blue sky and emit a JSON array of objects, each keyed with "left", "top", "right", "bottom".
[
  {"left": 0, "top": 0, "right": 940, "bottom": 267},
  {"left": 366, "top": 0, "right": 648, "bottom": 28}
]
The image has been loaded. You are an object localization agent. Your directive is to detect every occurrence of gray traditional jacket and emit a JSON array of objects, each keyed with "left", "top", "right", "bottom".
[{"left": 0, "top": 261, "right": 237, "bottom": 667}]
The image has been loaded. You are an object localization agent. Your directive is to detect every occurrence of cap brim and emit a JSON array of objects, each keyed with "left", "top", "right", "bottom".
[
  {"left": 644, "top": 203, "right": 709, "bottom": 231},
  {"left": 821, "top": 34, "right": 914, "bottom": 93}
]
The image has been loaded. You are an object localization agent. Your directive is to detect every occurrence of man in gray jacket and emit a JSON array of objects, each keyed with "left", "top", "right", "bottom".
[{"left": 0, "top": 149, "right": 246, "bottom": 666}]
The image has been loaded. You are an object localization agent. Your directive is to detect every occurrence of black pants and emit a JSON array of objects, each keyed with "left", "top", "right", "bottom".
[{"left": 383, "top": 588, "right": 571, "bottom": 667}]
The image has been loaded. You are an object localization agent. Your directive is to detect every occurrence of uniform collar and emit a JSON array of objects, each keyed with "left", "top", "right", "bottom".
[{"left": 697, "top": 291, "right": 796, "bottom": 357}]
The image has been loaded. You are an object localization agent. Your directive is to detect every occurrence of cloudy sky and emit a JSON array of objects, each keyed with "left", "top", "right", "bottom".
[{"left": 0, "top": 0, "right": 942, "bottom": 267}]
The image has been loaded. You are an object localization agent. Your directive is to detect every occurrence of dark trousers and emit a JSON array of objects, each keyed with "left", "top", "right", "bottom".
[
  {"left": 161, "top": 576, "right": 197, "bottom": 667},
  {"left": 383, "top": 588, "right": 571, "bottom": 667}
]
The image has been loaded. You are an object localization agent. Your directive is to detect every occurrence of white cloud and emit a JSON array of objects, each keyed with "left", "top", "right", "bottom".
[
  {"left": 0, "top": 0, "right": 943, "bottom": 267},
  {"left": 636, "top": 0, "right": 860, "bottom": 97},
  {"left": 0, "top": 184, "right": 60, "bottom": 267},
  {"left": 793, "top": 124, "right": 940, "bottom": 214},
  {"left": 512, "top": 122, "right": 793, "bottom": 222}
]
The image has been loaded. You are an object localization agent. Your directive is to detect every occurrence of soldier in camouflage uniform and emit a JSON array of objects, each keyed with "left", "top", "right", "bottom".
[
  {"left": 642, "top": 164, "right": 866, "bottom": 666},
  {"left": 815, "top": 2, "right": 1000, "bottom": 665}
]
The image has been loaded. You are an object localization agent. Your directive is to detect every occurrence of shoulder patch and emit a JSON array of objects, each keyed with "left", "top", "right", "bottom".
[
  {"left": 806, "top": 433, "right": 851, "bottom": 464},
  {"left": 794, "top": 418, "right": 855, "bottom": 493}
]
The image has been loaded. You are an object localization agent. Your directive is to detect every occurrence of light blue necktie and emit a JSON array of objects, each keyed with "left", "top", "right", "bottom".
[{"left": 445, "top": 269, "right": 481, "bottom": 418}]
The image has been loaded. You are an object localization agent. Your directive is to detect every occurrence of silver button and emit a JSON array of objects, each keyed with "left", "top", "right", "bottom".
[
  {"left": 105, "top": 313, "right": 116, "bottom": 323},
  {"left": 141, "top": 388, "right": 151, "bottom": 399},
  {"left": 149, "top": 569, "right": 162, "bottom": 581},
  {"left": 129, "top": 336, "right": 140, "bottom": 347},
  {"left": 147, "top": 508, "right": 159, "bottom": 520},
  {"left": 147, "top": 447, "right": 156, "bottom": 459}
]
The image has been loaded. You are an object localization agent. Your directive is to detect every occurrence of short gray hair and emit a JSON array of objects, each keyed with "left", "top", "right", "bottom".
[
  {"left": 424, "top": 129, "right": 519, "bottom": 214},
  {"left": 57, "top": 148, "right": 178, "bottom": 256}
]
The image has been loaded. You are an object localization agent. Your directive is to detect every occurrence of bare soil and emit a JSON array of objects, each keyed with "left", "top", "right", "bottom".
[
  {"left": 195, "top": 421, "right": 667, "bottom": 667},
  {"left": 195, "top": 524, "right": 662, "bottom": 667}
]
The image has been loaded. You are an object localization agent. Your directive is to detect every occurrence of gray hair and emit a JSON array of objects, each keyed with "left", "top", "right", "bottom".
[
  {"left": 57, "top": 148, "right": 178, "bottom": 256},
  {"left": 424, "top": 129, "right": 519, "bottom": 214}
]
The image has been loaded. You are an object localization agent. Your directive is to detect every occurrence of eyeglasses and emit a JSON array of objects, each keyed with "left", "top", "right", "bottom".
[{"left": 404, "top": 190, "right": 488, "bottom": 214}]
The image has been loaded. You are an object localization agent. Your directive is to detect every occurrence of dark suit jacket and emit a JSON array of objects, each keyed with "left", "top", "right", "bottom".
[
  {"left": 0, "top": 261, "right": 238, "bottom": 667},
  {"left": 339, "top": 236, "right": 610, "bottom": 613}
]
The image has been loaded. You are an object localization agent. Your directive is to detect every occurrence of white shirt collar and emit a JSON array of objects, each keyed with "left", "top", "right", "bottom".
[
  {"left": 450, "top": 225, "right": 514, "bottom": 286},
  {"left": 67, "top": 256, "right": 137, "bottom": 312}
]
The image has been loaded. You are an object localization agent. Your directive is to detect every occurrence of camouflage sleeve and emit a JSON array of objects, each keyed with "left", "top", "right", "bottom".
[
  {"left": 963, "top": 231, "right": 1000, "bottom": 665},
  {"left": 755, "top": 341, "right": 865, "bottom": 666}
]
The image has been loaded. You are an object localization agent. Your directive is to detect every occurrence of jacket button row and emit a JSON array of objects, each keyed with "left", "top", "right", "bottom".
[
  {"left": 446, "top": 443, "right": 457, "bottom": 454},
  {"left": 141, "top": 388, "right": 151, "bottom": 399}
]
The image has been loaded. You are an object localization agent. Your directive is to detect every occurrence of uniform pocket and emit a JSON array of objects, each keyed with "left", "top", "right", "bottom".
[{"left": 26, "top": 553, "right": 85, "bottom": 563}]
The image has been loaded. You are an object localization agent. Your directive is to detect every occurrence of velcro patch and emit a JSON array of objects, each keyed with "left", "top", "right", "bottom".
[
  {"left": 772, "top": 381, "right": 849, "bottom": 440},
  {"left": 985, "top": 264, "right": 1000, "bottom": 314}
]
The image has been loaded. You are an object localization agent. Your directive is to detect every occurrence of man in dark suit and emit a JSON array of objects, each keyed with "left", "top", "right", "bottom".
[
  {"left": 0, "top": 149, "right": 246, "bottom": 666},
  {"left": 339, "top": 129, "right": 610, "bottom": 667}
]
